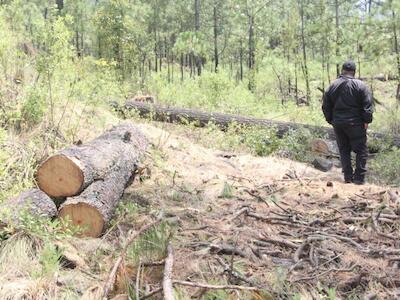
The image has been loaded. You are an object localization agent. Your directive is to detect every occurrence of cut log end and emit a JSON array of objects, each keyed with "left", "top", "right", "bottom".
[
  {"left": 37, "top": 155, "right": 84, "bottom": 197},
  {"left": 59, "top": 202, "right": 104, "bottom": 237}
]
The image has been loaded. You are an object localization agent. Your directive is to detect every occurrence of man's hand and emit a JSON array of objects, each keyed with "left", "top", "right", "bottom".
[{"left": 364, "top": 123, "right": 368, "bottom": 130}]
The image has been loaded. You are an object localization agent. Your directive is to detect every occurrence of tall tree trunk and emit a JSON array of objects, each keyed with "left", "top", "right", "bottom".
[
  {"left": 299, "top": 0, "right": 310, "bottom": 104},
  {"left": 239, "top": 41, "right": 244, "bottom": 82},
  {"left": 154, "top": 30, "right": 158, "bottom": 73},
  {"left": 392, "top": 8, "right": 400, "bottom": 100},
  {"left": 213, "top": 5, "right": 219, "bottom": 73},
  {"left": 194, "top": 0, "right": 202, "bottom": 76},
  {"left": 75, "top": 30, "right": 81, "bottom": 57},
  {"left": 335, "top": 0, "right": 340, "bottom": 77},
  {"left": 248, "top": 15, "right": 255, "bottom": 91},
  {"left": 180, "top": 53, "right": 184, "bottom": 82}
]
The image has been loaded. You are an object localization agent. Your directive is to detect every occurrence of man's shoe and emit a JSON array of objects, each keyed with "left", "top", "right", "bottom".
[
  {"left": 344, "top": 176, "right": 353, "bottom": 184},
  {"left": 353, "top": 179, "right": 365, "bottom": 185}
]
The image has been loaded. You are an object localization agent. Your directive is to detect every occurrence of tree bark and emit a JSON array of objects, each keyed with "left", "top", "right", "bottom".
[
  {"left": 335, "top": 0, "right": 340, "bottom": 77},
  {"left": 59, "top": 149, "right": 140, "bottom": 237},
  {"left": 391, "top": 7, "right": 400, "bottom": 100},
  {"left": 0, "top": 189, "right": 57, "bottom": 225},
  {"left": 36, "top": 124, "right": 148, "bottom": 198},
  {"left": 122, "top": 101, "right": 400, "bottom": 148},
  {"left": 299, "top": 0, "right": 310, "bottom": 105},
  {"left": 213, "top": 5, "right": 219, "bottom": 73},
  {"left": 194, "top": 0, "right": 202, "bottom": 76}
]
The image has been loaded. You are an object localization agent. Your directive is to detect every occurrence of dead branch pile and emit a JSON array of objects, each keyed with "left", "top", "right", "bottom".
[{"left": 123, "top": 166, "right": 400, "bottom": 299}]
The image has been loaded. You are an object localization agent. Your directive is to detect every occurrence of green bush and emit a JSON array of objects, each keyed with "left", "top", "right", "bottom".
[
  {"left": 370, "top": 148, "right": 400, "bottom": 186},
  {"left": 242, "top": 126, "right": 281, "bottom": 156},
  {"left": 21, "top": 87, "right": 46, "bottom": 126},
  {"left": 278, "top": 128, "right": 315, "bottom": 162}
]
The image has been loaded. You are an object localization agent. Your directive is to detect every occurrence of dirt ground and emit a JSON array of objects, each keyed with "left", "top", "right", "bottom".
[
  {"left": 1, "top": 121, "right": 399, "bottom": 300},
  {"left": 120, "top": 123, "right": 400, "bottom": 299}
]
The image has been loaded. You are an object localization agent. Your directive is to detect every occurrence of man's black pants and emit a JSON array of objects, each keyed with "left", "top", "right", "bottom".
[{"left": 333, "top": 124, "right": 368, "bottom": 181}]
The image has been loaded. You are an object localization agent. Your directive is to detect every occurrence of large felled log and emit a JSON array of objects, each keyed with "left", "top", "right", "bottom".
[
  {"left": 59, "top": 132, "right": 148, "bottom": 237},
  {"left": 121, "top": 101, "right": 400, "bottom": 148},
  {"left": 36, "top": 123, "right": 148, "bottom": 198},
  {"left": 0, "top": 189, "right": 57, "bottom": 224}
]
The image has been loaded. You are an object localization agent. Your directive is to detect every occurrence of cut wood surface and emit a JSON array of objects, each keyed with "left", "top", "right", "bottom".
[
  {"left": 122, "top": 101, "right": 400, "bottom": 148},
  {"left": 37, "top": 123, "right": 148, "bottom": 198},
  {"left": 0, "top": 189, "right": 57, "bottom": 224},
  {"left": 311, "top": 138, "right": 339, "bottom": 157},
  {"left": 58, "top": 126, "right": 149, "bottom": 237}
]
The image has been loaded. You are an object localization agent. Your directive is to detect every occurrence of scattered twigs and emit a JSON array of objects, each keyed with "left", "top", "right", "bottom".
[
  {"left": 163, "top": 242, "right": 174, "bottom": 300},
  {"left": 102, "top": 218, "right": 161, "bottom": 300},
  {"left": 293, "top": 264, "right": 357, "bottom": 282},
  {"left": 215, "top": 256, "right": 259, "bottom": 287},
  {"left": 230, "top": 206, "right": 250, "bottom": 222},
  {"left": 257, "top": 234, "right": 300, "bottom": 249},
  {"left": 189, "top": 242, "right": 247, "bottom": 258},
  {"left": 142, "top": 259, "right": 165, "bottom": 267},
  {"left": 141, "top": 287, "right": 163, "bottom": 299},
  {"left": 173, "top": 280, "right": 260, "bottom": 291}
]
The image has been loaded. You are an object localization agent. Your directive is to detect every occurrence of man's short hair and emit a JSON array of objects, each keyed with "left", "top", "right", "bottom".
[{"left": 342, "top": 61, "right": 356, "bottom": 72}]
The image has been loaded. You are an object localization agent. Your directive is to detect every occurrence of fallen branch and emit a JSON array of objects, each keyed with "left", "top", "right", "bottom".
[
  {"left": 163, "top": 242, "right": 174, "bottom": 300},
  {"left": 173, "top": 280, "right": 260, "bottom": 291},
  {"left": 189, "top": 242, "right": 247, "bottom": 258},
  {"left": 141, "top": 280, "right": 261, "bottom": 298},
  {"left": 215, "top": 256, "right": 260, "bottom": 287},
  {"left": 102, "top": 219, "right": 161, "bottom": 300}
]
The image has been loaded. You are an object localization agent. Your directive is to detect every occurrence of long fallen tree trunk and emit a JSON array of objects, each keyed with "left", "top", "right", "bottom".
[
  {"left": 36, "top": 123, "right": 148, "bottom": 198},
  {"left": 121, "top": 101, "right": 400, "bottom": 148},
  {"left": 0, "top": 189, "right": 57, "bottom": 225}
]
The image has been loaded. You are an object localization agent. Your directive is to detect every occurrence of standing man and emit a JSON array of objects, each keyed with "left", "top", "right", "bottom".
[{"left": 322, "top": 61, "right": 373, "bottom": 185}]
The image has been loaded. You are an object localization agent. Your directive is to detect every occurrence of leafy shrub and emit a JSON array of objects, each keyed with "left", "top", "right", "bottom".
[
  {"left": 21, "top": 87, "right": 46, "bottom": 127},
  {"left": 370, "top": 148, "right": 400, "bottom": 186},
  {"left": 278, "top": 128, "right": 315, "bottom": 162},
  {"left": 242, "top": 126, "right": 281, "bottom": 156}
]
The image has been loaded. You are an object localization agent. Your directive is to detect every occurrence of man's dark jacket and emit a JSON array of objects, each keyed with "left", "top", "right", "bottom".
[{"left": 322, "top": 75, "right": 373, "bottom": 125}]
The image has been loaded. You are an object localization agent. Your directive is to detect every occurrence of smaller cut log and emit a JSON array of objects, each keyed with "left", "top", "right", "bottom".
[
  {"left": 0, "top": 189, "right": 57, "bottom": 225},
  {"left": 311, "top": 138, "right": 339, "bottom": 157},
  {"left": 59, "top": 150, "right": 141, "bottom": 237}
]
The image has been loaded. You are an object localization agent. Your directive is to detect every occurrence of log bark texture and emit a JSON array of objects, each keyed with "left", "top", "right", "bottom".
[
  {"left": 37, "top": 123, "right": 148, "bottom": 198},
  {"left": 0, "top": 189, "right": 57, "bottom": 224},
  {"left": 122, "top": 101, "right": 400, "bottom": 148},
  {"left": 58, "top": 126, "right": 149, "bottom": 237}
]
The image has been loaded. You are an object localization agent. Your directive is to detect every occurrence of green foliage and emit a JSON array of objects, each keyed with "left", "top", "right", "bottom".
[
  {"left": 21, "top": 86, "right": 46, "bottom": 126},
  {"left": 220, "top": 181, "right": 234, "bottom": 198},
  {"left": 278, "top": 128, "right": 315, "bottom": 162},
  {"left": 371, "top": 148, "right": 400, "bottom": 186},
  {"left": 127, "top": 221, "right": 171, "bottom": 264},
  {"left": 32, "top": 242, "right": 61, "bottom": 278},
  {"left": 242, "top": 126, "right": 281, "bottom": 156}
]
